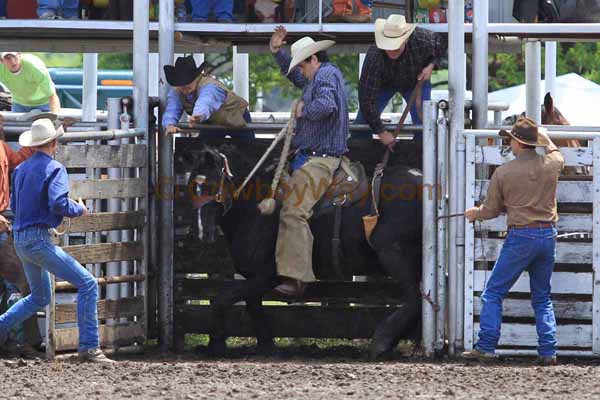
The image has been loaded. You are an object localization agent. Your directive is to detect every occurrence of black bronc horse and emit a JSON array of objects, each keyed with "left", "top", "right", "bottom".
[{"left": 179, "top": 142, "right": 423, "bottom": 359}]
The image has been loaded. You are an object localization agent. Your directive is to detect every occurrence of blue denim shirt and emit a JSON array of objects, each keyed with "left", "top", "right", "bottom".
[
  {"left": 274, "top": 50, "right": 349, "bottom": 156},
  {"left": 11, "top": 151, "right": 84, "bottom": 231},
  {"left": 161, "top": 84, "right": 227, "bottom": 127}
]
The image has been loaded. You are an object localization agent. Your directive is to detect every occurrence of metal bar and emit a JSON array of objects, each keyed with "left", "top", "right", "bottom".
[
  {"left": 175, "top": 123, "right": 426, "bottom": 132},
  {"left": 435, "top": 105, "right": 449, "bottom": 353},
  {"left": 525, "top": 41, "right": 542, "bottom": 124},
  {"left": 233, "top": 46, "right": 250, "bottom": 103},
  {"left": 82, "top": 53, "right": 98, "bottom": 122},
  {"left": 0, "top": 112, "right": 108, "bottom": 122},
  {"left": 55, "top": 275, "right": 147, "bottom": 291},
  {"left": 463, "top": 135, "right": 476, "bottom": 351},
  {"left": 422, "top": 101, "right": 438, "bottom": 357},
  {"left": 447, "top": 0, "right": 466, "bottom": 356},
  {"left": 472, "top": 0, "right": 488, "bottom": 129},
  {"left": 46, "top": 274, "right": 56, "bottom": 360},
  {"left": 120, "top": 107, "right": 133, "bottom": 324},
  {"left": 106, "top": 99, "right": 122, "bottom": 325},
  {"left": 592, "top": 138, "right": 600, "bottom": 354},
  {"left": 158, "top": 0, "right": 175, "bottom": 352},
  {"left": 58, "top": 128, "right": 145, "bottom": 142},
  {"left": 318, "top": 0, "right": 323, "bottom": 27},
  {"left": 545, "top": 42, "right": 557, "bottom": 97},
  {"left": 463, "top": 129, "right": 600, "bottom": 140}
]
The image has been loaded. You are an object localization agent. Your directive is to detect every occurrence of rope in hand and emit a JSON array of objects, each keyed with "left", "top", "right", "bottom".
[
  {"left": 234, "top": 100, "right": 298, "bottom": 201},
  {"left": 256, "top": 100, "right": 299, "bottom": 215}
]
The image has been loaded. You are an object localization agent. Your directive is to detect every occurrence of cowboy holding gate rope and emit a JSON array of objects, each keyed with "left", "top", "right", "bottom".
[
  {"left": 462, "top": 117, "right": 564, "bottom": 366},
  {"left": 354, "top": 14, "right": 446, "bottom": 144}
]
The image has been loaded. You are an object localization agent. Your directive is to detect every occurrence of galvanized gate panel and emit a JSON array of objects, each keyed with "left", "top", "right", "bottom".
[{"left": 463, "top": 135, "right": 600, "bottom": 356}]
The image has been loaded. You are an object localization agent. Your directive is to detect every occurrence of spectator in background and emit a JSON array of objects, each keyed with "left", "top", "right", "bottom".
[
  {"left": 190, "top": 0, "right": 233, "bottom": 22},
  {"left": 0, "top": 52, "right": 61, "bottom": 114},
  {"left": 326, "top": 0, "right": 372, "bottom": 23},
  {"left": 38, "top": 0, "right": 79, "bottom": 19},
  {"left": 0, "top": 0, "right": 6, "bottom": 19}
]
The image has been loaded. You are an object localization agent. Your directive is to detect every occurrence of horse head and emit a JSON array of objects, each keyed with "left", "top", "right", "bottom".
[
  {"left": 184, "top": 145, "right": 235, "bottom": 243},
  {"left": 542, "top": 92, "right": 570, "bottom": 125}
]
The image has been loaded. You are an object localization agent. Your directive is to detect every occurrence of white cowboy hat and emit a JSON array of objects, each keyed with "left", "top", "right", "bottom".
[
  {"left": 374, "top": 14, "right": 416, "bottom": 51},
  {"left": 287, "top": 36, "right": 335, "bottom": 75},
  {"left": 19, "top": 118, "right": 64, "bottom": 147},
  {"left": 1, "top": 51, "right": 18, "bottom": 59}
]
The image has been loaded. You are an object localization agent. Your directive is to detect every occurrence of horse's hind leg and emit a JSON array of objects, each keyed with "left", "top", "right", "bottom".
[
  {"left": 245, "top": 296, "right": 275, "bottom": 355},
  {"left": 370, "top": 245, "right": 421, "bottom": 359}
]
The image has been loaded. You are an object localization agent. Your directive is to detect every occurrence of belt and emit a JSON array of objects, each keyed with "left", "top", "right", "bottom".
[
  {"left": 508, "top": 222, "right": 555, "bottom": 230},
  {"left": 301, "top": 149, "right": 340, "bottom": 158}
]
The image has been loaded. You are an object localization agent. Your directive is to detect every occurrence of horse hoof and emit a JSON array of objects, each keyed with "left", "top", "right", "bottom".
[
  {"left": 368, "top": 340, "right": 394, "bottom": 361},
  {"left": 203, "top": 339, "right": 227, "bottom": 357},
  {"left": 256, "top": 341, "right": 276, "bottom": 356}
]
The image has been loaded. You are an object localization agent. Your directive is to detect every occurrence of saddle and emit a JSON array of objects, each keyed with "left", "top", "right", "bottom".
[{"left": 313, "top": 156, "right": 369, "bottom": 218}]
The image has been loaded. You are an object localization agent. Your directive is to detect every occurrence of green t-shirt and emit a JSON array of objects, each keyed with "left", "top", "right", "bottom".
[{"left": 0, "top": 54, "right": 55, "bottom": 107}]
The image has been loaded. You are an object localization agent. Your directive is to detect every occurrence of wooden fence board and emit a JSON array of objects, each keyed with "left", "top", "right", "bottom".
[
  {"left": 56, "top": 296, "right": 145, "bottom": 324},
  {"left": 176, "top": 304, "right": 408, "bottom": 339},
  {"left": 175, "top": 278, "right": 404, "bottom": 304},
  {"left": 58, "top": 211, "right": 145, "bottom": 233},
  {"left": 475, "top": 240, "right": 592, "bottom": 265},
  {"left": 473, "top": 296, "right": 592, "bottom": 320},
  {"left": 57, "top": 144, "right": 147, "bottom": 168},
  {"left": 70, "top": 178, "right": 146, "bottom": 200},
  {"left": 475, "top": 146, "right": 593, "bottom": 167},
  {"left": 63, "top": 242, "right": 144, "bottom": 264},
  {"left": 55, "top": 322, "right": 145, "bottom": 351},
  {"left": 473, "top": 322, "right": 591, "bottom": 348},
  {"left": 475, "top": 180, "right": 593, "bottom": 203},
  {"left": 478, "top": 214, "right": 593, "bottom": 233},
  {"left": 474, "top": 270, "right": 591, "bottom": 294}
]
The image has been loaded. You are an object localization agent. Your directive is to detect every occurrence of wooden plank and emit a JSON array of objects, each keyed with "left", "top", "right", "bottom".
[
  {"left": 475, "top": 145, "right": 593, "bottom": 167},
  {"left": 176, "top": 304, "right": 410, "bottom": 339},
  {"left": 55, "top": 322, "right": 145, "bottom": 352},
  {"left": 479, "top": 214, "right": 592, "bottom": 233},
  {"left": 55, "top": 296, "right": 145, "bottom": 324},
  {"left": 70, "top": 178, "right": 146, "bottom": 200},
  {"left": 464, "top": 135, "right": 476, "bottom": 351},
  {"left": 473, "top": 322, "right": 591, "bottom": 348},
  {"left": 57, "top": 144, "right": 147, "bottom": 168},
  {"left": 175, "top": 278, "right": 405, "bottom": 304},
  {"left": 58, "top": 211, "right": 145, "bottom": 233},
  {"left": 63, "top": 242, "right": 144, "bottom": 264},
  {"left": 592, "top": 137, "right": 600, "bottom": 353},
  {"left": 473, "top": 270, "right": 592, "bottom": 295},
  {"left": 475, "top": 239, "right": 592, "bottom": 264},
  {"left": 473, "top": 296, "right": 593, "bottom": 320},
  {"left": 475, "top": 180, "right": 593, "bottom": 203}
]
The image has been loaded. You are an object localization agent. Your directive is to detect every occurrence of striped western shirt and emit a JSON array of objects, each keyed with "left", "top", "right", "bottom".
[{"left": 274, "top": 49, "right": 349, "bottom": 156}]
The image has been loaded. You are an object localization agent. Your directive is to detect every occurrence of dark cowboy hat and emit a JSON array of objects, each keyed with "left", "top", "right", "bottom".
[
  {"left": 163, "top": 56, "right": 209, "bottom": 87},
  {"left": 499, "top": 117, "right": 548, "bottom": 147}
]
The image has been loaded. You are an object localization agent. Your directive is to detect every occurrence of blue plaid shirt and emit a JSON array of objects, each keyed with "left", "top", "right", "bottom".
[{"left": 274, "top": 50, "right": 349, "bottom": 156}]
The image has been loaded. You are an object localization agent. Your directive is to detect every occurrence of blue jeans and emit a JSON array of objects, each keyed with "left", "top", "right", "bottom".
[
  {"left": 37, "top": 0, "right": 79, "bottom": 18},
  {"left": 476, "top": 227, "right": 558, "bottom": 357},
  {"left": 353, "top": 80, "right": 432, "bottom": 140},
  {"left": 191, "top": 0, "right": 233, "bottom": 22},
  {"left": 12, "top": 103, "right": 50, "bottom": 113},
  {"left": 0, "top": 227, "right": 99, "bottom": 352}
]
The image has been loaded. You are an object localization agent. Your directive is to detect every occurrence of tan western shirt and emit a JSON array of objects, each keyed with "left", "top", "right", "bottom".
[{"left": 475, "top": 148, "right": 564, "bottom": 227}]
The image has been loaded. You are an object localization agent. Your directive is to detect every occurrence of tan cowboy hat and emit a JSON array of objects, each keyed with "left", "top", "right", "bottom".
[
  {"left": 375, "top": 14, "right": 416, "bottom": 51},
  {"left": 287, "top": 36, "right": 335, "bottom": 75},
  {"left": 19, "top": 118, "right": 64, "bottom": 147},
  {"left": 499, "top": 117, "right": 549, "bottom": 147}
]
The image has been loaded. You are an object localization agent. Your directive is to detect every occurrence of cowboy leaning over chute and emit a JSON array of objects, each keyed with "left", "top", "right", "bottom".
[
  {"left": 268, "top": 26, "right": 349, "bottom": 297},
  {"left": 353, "top": 14, "right": 446, "bottom": 145},
  {"left": 162, "top": 55, "right": 255, "bottom": 141}
]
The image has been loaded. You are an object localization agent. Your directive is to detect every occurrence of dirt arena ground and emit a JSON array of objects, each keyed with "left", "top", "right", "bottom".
[{"left": 1, "top": 346, "right": 600, "bottom": 400}]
